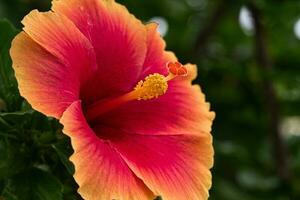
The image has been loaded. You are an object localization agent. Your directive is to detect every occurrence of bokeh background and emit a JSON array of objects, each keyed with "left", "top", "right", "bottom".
[{"left": 1, "top": 0, "right": 300, "bottom": 199}]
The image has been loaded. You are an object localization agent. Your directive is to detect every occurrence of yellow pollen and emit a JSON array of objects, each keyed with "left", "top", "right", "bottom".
[{"left": 134, "top": 73, "right": 168, "bottom": 100}]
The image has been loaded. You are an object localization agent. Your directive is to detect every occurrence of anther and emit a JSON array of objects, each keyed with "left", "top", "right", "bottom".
[{"left": 134, "top": 73, "right": 168, "bottom": 100}]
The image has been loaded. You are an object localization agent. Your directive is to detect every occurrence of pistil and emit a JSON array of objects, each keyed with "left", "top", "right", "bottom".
[{"left": 85, "top": 61, "right": 187, "bottom": 121}]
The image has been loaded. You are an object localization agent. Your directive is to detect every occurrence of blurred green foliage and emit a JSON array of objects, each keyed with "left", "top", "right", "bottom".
[{"left": 0, "top": 0, "right": 300, "bottom": 199}]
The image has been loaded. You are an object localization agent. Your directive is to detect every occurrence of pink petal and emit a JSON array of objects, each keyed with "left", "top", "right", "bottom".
[
  {"left": 90, "top": 65, "right": 215, "bottom": 199},
  {"left": 52, "top": 0, "right": 148, "bottom": 103},
  {"left": 11, "top": 33, "right": 80, "bottom": 119},
  {"left": 21, "top": 10, "right": 97, "bottom": 86},
  {"left": 60, "top": 101, "right": 155, "bottom": 200},
  {"left": 93, "top": 65, "right": 214, "bottom": 136},
  {"left": 11, "top": 10, "right": 97, "bottom": 118},
  {"left": 141, "top": 23, "right": 177, "bottom": 78},
  {"left": 98, "top": 126, "right": 213, "bottom": 200}
]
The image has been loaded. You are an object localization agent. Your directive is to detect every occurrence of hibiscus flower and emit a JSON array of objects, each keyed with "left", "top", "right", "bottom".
[{"left": 10, "top": 0, "right": 215, "bottom": 199}]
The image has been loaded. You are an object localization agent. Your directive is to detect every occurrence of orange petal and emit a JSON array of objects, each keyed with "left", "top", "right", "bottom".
[
  {"left": 60, "top": 101, "right": 155, "bottom": 200},
  {"left": 11, "top": 10, "right": 97, "bottom": 118},
  {"left": 99, "top": 128, "right": 213, "bottom": 200},
  {"left": 91, "top": 64, "right": 214, "bottom": 199},
  {"left": 21, "top": 10, "right": 97, "bottom": 84},
  {"left": 11, "top": 33, "right": 75, "bottom": 118}
]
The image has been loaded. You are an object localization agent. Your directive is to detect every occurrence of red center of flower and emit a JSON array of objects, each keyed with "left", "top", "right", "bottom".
[{"left": 85, "top": 62, "right": 187, "bottom": 121}]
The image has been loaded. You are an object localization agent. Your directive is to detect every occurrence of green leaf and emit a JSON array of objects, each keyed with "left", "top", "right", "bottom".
[
  {"left": 0, "top": 110, "right": 59, "bottom": 134},
  {"left": 52, "top": 138, "right": 75, "bottom": 175},
  {"left": 0, "top": 19, "right": 18, "bottom": 80},
  {"left": 0, "top": 19, "right": 18, "bottom": 81},
  {"left": 0, "top": 110, "right": 34, "bottom": 121},
  {"left": 0, "top": 110, "right": 34, "bottom": 133},
  {"left": 0, "top": 19, "right": 21, "bottom": 111},
  {"left": 0, "top": 139, "right": 28, "bottom": 180},
  {"left": 2, "top": 169, "right": 63, "bottom": 200}
]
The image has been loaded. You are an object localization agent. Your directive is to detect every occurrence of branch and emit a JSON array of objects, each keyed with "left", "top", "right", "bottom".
[{"left": 247, "top": 2, "right": 290, "bottom": 182}]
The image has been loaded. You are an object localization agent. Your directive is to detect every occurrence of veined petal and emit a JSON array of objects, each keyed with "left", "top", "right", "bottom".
[
  {"left": 11, "top": 33, "right": 78, "bottom": 118},
  {"left": 91, "top": 64, "right": 214, "bottom": 199},
  {"left": 60, "top": 101, "right": 155, "bottom": 200},
  {"left": 141, "top": 23, "right": 177, "bottom": 78},
  {"left": 21, "top": 10, "right": 97, "bottom": 85},
  {"left": 93, "top": 64, "right": 214, "bottom": 136},
  {"left": 11, "top": 10, "right": 97, "bottom": 118},
  {"left": 52, "top": 0, "right": 147, "bottom": 103},
  {"left": 97, "top": 127, "right": 213, "bottom": 200}
]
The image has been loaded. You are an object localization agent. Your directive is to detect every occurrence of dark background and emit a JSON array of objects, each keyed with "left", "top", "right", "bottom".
[{"left": 1, "top": 0, "right": 300, "bottom": 199}]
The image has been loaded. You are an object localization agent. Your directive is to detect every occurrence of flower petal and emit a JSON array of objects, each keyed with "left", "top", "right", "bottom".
[
  {"left": 60, "top": 101, "right": 155, "bottom": 200},
  {"left": 11, "top": 10, "right": 97, "bottom": 118},
  {"left": 96, "top": 126, "right": 213, "bottom": 200},
  {"left": 21, "top": 10, "right": 97, "bottom": 85},
  {"left": 91, "top": 65, "right": 214, "bottom": 199},
  {"left": 93, "top": 64, "right": 214, "bottom": 136},
  {"left": 52, "top": 0, "right": 147, "bottom": 103},
  {"left": 141, "top": 23, "right": 177, "bottom": 77},
  {"left": 10, "top": 33, "right": 76, "bottom": 118}
]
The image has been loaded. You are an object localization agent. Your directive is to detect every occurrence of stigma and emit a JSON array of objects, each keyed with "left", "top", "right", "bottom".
[{"left": 85, "top": 61, "right": 187, "bottom": 121}]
